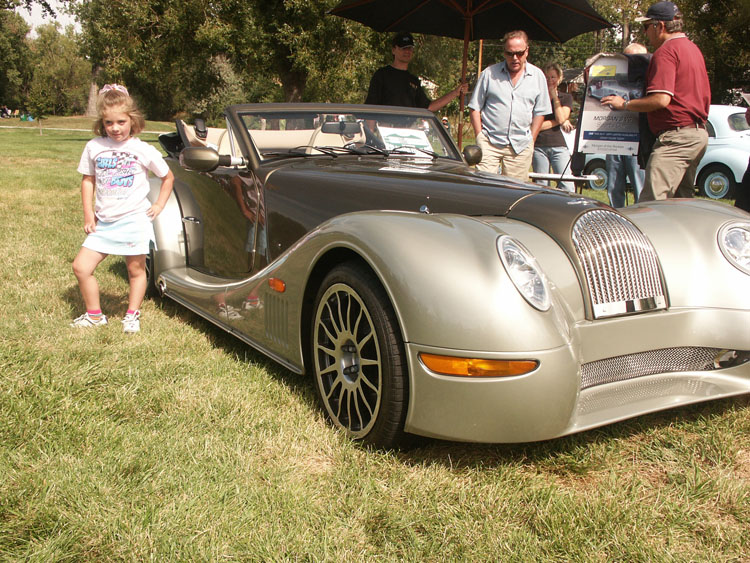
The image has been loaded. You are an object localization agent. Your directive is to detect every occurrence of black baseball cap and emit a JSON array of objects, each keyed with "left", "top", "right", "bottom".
[
  {"left": 392, "top": 32, "right": 415, "bottom": 48},
  {"left": 635, "top": 1, "right": 680, "bottom": 22}
]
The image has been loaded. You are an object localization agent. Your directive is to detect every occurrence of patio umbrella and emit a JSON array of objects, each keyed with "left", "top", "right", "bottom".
[{"left": 330, "top": 0, "right": 612, "bottom": 146}]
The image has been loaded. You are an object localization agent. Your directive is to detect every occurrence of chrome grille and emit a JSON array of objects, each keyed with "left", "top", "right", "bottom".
[
  {"left": 572, "top": 209, "right": 667, "bottom": 318},
  {"left": 580, "top": 347, "right": 721, "bottom": 389}
]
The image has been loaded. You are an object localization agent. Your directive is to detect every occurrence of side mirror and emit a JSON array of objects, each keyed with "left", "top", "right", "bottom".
[
  {"left": 463, "top": 144, "right": 482, "bottom": 166},
  {"left": 180, "top": 146, "right": 246, "bottom": 172},
  {"left": 180, "top": 146, "right": 220, "bottom": 171}
]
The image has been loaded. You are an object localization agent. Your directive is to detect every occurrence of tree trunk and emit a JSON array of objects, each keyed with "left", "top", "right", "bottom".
[{"left": 86, "top": 65, "right": 102, "bottom": 117}]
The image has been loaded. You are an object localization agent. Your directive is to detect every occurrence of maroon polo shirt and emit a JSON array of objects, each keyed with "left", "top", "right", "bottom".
[{"left": 645, "top": 36, "right": 711, "bottom": 135}]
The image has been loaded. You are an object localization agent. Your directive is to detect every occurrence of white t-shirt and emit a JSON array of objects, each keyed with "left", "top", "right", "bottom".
[{"left": 77, "top": 136, "right": 170, "bottom": 222}]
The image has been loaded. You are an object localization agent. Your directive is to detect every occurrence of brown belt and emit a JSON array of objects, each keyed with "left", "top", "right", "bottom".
[{"left": 658, "top": 121, "right": 706, "bottom": 136}]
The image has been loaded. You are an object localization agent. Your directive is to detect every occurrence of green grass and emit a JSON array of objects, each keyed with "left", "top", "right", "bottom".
[{"left": 1, "top": 127, "right": 748, "bottom": 561}]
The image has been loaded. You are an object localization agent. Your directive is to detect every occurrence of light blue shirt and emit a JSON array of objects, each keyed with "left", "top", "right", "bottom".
[{"left": 468, "top": 62, "right": 551, "bottom": 153}]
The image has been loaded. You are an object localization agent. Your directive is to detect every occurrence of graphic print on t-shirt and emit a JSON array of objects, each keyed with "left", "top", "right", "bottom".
[{"left": 96, "top": 150, "right": 139, "bottom": 199}]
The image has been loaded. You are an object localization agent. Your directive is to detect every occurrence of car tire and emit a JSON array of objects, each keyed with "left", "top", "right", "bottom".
[
  {"left": 311, "top": 262, "right": 409, "bottom": 448},
  {"left": 583, "top": 159, "right": 608, "bottom": 191},
  {"left": 697, "top": 164, "right": 736, "bottom": 200}
]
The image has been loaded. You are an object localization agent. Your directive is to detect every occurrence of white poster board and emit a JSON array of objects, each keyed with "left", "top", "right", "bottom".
[
  {"left": 377, "top": 126, "right": 432, "bottom": 153},
  {"left": 577, "top": 53, "right": 644, "bottom": 156}
]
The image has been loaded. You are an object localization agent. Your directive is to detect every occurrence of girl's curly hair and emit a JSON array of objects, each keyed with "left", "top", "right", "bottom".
[{"left": 93, "top": 87, "right": 145, "bottom": 137}]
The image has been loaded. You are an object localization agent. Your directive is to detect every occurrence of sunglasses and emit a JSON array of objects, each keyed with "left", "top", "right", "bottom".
[
  {"left": 504, "top": 48, "right": 528, "bottom": 58},
  {"left": 642, "top": 21, "right": 658, "bottom": 31}
]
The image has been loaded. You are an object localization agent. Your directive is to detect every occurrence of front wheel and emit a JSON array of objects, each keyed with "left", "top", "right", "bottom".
[
  {"left": 311, "top": 262, "right": 409, "bottom": 448},
  {"left": 697, "top": 164, "right": 736, "bottom": 199}
]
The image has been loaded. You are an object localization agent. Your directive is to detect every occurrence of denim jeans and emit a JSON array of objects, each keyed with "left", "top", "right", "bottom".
[
  {"left": 532, "top": 145, "right": 574, "bottom": 192},
  {"left": 605, "top": 154, "right": 644, "bottom": 208}
]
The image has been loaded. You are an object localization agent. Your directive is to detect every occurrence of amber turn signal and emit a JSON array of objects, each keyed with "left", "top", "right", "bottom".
[
  {"left": 419, "top": 353, "right": 538, "bottom": 378},
  {"left": 268, "top": 278, "right": 286, "bottom": 293}
]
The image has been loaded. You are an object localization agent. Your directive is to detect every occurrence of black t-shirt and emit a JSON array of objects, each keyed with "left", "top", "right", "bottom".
[
  {"left": 365, "top": 65, "right": 431, "bottom": 109},
  {"left": 535, "top": 92, "right": 573, "bottom": 148}
]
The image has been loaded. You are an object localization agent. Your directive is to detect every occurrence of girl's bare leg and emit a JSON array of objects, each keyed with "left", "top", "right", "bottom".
[
  {"left": 125, "top": 254, "right": 147, "bottom": 312},
  {"left": 72, "top": 247, "right": 108, "bottom": 310}
]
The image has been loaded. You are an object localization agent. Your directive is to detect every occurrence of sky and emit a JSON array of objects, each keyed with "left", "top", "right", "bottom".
[{"left": 18, "top": 0, "right": 78, "bottom": 35}]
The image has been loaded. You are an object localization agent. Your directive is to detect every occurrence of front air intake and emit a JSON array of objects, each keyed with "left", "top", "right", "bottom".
[{"left": 572, "top": 209, "right": 667, "bottom": 319}]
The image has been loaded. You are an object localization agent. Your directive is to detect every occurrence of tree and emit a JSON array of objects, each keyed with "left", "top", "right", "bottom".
[
  {"left": 73, "top": 0, "right": 384, "bottom": 120},
  {"left": 26, "top": 23, "right": 89, "bottom": 116},
  {"left": 0, "top": 9, "right": 31, "bottom": 109},
  {"left": 679, "top": 0, "right": 750, "bottom": 104}
]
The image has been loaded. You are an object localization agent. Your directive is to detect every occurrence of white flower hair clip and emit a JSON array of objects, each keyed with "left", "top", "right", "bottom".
[{"left": 99, "top": 84, "right": 129, "bottom": 95}]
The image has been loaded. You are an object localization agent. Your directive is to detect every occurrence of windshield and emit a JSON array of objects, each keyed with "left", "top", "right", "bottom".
[{"left": 238, "top": 109, "right": 462, "bottom": 162}]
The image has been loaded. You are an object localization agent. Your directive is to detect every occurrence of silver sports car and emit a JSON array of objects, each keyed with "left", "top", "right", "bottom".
[{"left": 151, "top": 103, "right": 750, "bottom": 448}]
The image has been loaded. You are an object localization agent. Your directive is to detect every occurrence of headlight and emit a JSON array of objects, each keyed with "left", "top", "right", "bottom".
[
  {"left": 497, "top": 236, "right": 551, "bottom": 311},
  {"left": 718, "top": 222, "right": 750, "bottom": 275}
]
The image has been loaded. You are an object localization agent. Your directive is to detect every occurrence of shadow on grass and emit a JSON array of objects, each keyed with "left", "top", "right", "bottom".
[
  {"left": 89, "top": 260, "right": 750, "bottom": 465},
  {"left": 399, "top": 394, "right": 750, "bottom": 469},
  {"left": 140, "top": 287, "right": 750, "bottom": 467},
  {"left": 62, "top": 284, "right": 130, "bottom": 318}
]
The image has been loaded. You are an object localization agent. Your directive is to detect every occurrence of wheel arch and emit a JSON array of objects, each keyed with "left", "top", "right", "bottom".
[{"left": 300, "top": 247, "right": 403, "bottom": 378}]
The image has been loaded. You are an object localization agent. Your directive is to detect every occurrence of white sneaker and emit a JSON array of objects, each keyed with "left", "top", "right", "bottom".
[
  {"left": 71, "top": 312, "right": 108, "bottom": 328},
  {"left": 122, "top": 311, "right": 140, "bottom": 333}
]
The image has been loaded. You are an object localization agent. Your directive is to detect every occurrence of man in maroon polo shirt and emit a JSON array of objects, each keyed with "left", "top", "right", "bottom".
[{"left": 601, "top": 1, "right": 710, "bottom": 200}]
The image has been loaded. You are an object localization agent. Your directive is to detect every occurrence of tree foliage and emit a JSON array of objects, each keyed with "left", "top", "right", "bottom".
[
  {"left": 0, "top": 9, "right": 31, "bottom": 108},
  {"left": 72, "top": 0, "right": 385, "bottom": 120},
  {"left": 5, "top": 0, "right": 749, "bottom": 121},
  {"left": 679, "top": 0, "right": 750, "bottom": 104},
  {"left": 26, "top": 23, "right": 89, "bottom": 116}
]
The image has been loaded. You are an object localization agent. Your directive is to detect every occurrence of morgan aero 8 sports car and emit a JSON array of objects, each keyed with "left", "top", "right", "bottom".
[{"left": 150, "top": 103, "right": 750, "bottom": 448}]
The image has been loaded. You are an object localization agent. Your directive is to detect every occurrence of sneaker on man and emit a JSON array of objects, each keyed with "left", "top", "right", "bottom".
[
  {"left": 70, "top": 312, "right": 108, "bottom": 328},
  {"left": 122, "top": 311, "right": 141, "bottom": 333}
]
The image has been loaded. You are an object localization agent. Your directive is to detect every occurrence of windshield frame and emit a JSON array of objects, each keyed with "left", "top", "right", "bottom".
[{"left": 226, "top": 103, "right": 463, "bottom": 165}]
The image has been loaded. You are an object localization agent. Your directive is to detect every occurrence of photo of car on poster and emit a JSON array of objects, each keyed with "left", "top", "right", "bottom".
[{"left": 576, "top": 54, "right": 644, "bottom": 156}]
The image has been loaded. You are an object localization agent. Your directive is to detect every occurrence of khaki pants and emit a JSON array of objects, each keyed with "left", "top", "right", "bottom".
[
  {"left": 475, "top": 132, "right": 533, "bottom": 182},
  {"left": 640, "top": 126, "right": 708, "bottom": 201}
]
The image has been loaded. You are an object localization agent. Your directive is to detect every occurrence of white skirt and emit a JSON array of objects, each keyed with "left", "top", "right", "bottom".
[{"left": 82, "top": 213, "right": 155, "bottom": 256}]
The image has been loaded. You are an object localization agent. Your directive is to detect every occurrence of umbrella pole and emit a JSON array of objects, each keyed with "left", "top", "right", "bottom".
[{"left": 458, "top": 18, "right": 470, "bottom": 150}]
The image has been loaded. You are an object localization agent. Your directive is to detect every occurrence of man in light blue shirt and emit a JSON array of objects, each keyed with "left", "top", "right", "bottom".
[{"left": 469, "top": 30, "right": 551, "bottom": 181}]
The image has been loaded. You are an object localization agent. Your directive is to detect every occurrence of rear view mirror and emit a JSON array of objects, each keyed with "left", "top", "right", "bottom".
[{"left": 321, "top": 121, "right": 362, "bottom": 135}]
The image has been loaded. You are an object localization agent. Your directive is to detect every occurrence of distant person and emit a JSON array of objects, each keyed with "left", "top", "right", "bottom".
[
  {"left": 734, "top": 106, "right": 750, "bottom": 213},
  {"left": 365, "top": 32, "right": 467, "bottom": 111},
  {"left": 71, "top": 84, "right": 174, "bottom": 333},
  {"left": 601, "top": 1, "right": 710, "bottom": 200},
  {"left": 605, "top": 43, "right": 650, "bottom": 208},
  {"left": 468, "top": 30, "right": 551, "bottom": 181},
  {"left": 532, "top": 62, "right": 575, "bottom": 192},
  {"left": 0, "top": 105, "right": 10, "bottom": 118}
]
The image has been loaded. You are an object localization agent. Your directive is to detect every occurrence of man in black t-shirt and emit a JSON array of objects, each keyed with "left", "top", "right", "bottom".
[{"left": 365, "top": 32, "right": 467, "bottom": 112}]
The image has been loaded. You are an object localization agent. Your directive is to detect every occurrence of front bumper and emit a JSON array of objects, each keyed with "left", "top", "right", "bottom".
[{"left": 403, "top": 308, "right": 750, "bottom": 443}]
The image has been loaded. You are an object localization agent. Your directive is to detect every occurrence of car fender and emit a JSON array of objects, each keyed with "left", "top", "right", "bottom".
[
  {"left": 698, "top": 145, "right": 750, "bottom": 182},
  {"left": 292, "top": 210, "right": 578, "bottom": 355},
  {"left": 620, "top": 200, "right": 750, "bottom": 315}
]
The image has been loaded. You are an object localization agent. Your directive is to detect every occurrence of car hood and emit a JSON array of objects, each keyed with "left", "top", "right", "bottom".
[
  {"left": 260, "top": 156, "right": 609, "bottom": 255},
  {"left": 262, "top": 156, "right": 580, "bottom": 216}
]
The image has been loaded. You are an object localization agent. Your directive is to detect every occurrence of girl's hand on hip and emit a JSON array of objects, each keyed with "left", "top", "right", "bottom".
[{"left": 147, "top": 203, "right": 163, "bottom": 219}]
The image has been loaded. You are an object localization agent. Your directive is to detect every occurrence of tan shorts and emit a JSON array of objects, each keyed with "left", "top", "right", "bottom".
[{"left": 475, "top": 132, "right": 534, "bottom": 182}]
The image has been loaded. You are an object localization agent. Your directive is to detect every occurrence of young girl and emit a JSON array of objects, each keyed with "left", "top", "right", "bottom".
[{"left": 71, "top": 84, "right": 174, "bottom": 333}]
